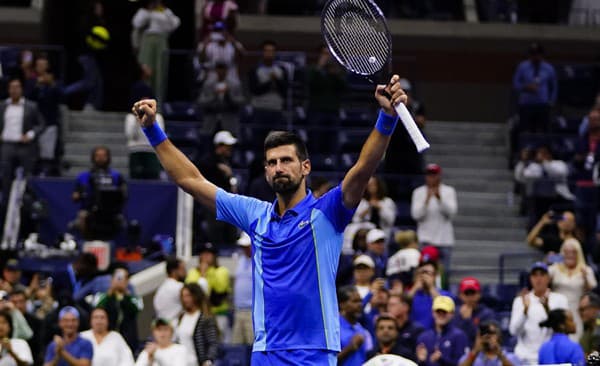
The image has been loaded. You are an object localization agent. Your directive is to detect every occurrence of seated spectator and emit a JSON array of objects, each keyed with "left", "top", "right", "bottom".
[
  {"left": 579, "top": 292, "right": 600, "bottom": 355},
  {"left": 0, "top": 290, "right": 33, "bottom": 341},
  {"left": 352, "top": 176, "right": 397, "bottom": 243},
  {"left": 573, "top": 107, "right": 600, "bottom": 182},
  {"left": 1, "top": 259, "right": 26, "bottom": 293},
  {"left": 453, "top": 277, "right": 495, "bottom": 346},
  {"left": 538, "top": 309, "right": 585, "bottom": 366},
  {"left": 196, "top": 21, "right": 243, "bottom": 84},
  {"left": 44, "top": 306, "right": 93, "bottom": 366},
  {"left": 364, "top": 229, "right": 388, "bottom": 278},
  {"left": 71, "top": 146, "right": 127, "bottom": 240},
  {"left": 342, "top": 222, "right": 376, "bottom": 255},
  {"left": 0, "top": 309, "right": 33, "bottom": 366},
  {"left": 306, "top": 45, "right": 346, "bottom": 126},
  {"left": 41, "top": 294, "right": 90, "bottom": 350},
  {"left": 134, "top": 318, "right": 187, "bottom": 366},
  {"left": 509, "top": 262, "right": 569, "bottom": 364},
  {"left": 527, "top": 210, "right": 581, "bottom": 255},
  {"left": 80, "top": 307, "right": 134, "bottom": 366},
  {"left": 386, "top": 230, "right": 421, "bottom": 289},
  {"left": 200, "top": 0, "right": 239, "bottom": 37},
  {"left": 416, "top": 296, "right": 468, "bottom": 366},
  {"left": 338, "top": 285, "right": 373, "bottom": 366},
  {"left": 10, "top": 289, "right": 43, "bottom": 365},
  {"left": 153, "top": 257, "right": 186, "bottom": 324},
  {"left": 367, "top": 314, "right": 408, "bottom": 361},
  {"left": 458, "top": 320, "right": 521, "bottom": 366},
  {"left": 124, "top": 109, "right": 164, "bottom": 179},
  {"left": 386, "top": 294, "right": 424, "bottom": 361},
  {"left": 352, "top": 255, "right": 376, "bottom": 299},
  {"left": 549, "top": 239, "right": 597, "bottom": 340},
  {"left": 363, "top": 285, "right": 390, "bottom": 337},
  {"left": 408, "top": 261, "right": 453, "bottom": 330},
  {"left": 420, "top": 245, "right": 447, "bottom": 290}
]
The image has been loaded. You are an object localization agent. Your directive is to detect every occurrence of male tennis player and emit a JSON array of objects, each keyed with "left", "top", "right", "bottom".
[{"left": 133, "top": 75, "right": 406, "bottom": 365}]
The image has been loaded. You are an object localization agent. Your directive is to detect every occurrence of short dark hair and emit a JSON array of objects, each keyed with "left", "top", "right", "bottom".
[
  {"left": 0, "top": 310, "right": 13, "bottom": 337},
  {"left": 539, "top": 309, "right": 567, "bottom": 332},
  {"left": 264, "top": 131, "right": 309, "bottom": 161},
  {"left": 111, "top": 262, "right": 129, "bottom": 276},
  {"left": 375, "top": 314, "right": 397, "bottom": 328},
  {"left": 165, "top": 256, "right": 182, "bottom": 276},
  {"left": 9, "top": 288, "right": 26, "bottom": 298},
  {"left": 262, "top": 40, "right": 277, "bottom": 49},
  {"left": 337, "top": 285, "right": 358, "bottom": 305}
]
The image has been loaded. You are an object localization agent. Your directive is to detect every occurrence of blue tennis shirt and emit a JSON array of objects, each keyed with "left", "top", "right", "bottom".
[{"left": 216, "top": 183, "right": 355, "bottom": 352}]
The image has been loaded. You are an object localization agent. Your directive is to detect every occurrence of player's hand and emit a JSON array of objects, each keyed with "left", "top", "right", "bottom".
[
  {"left": 375, "top": 74, "right": 407, "bottom": 116},
  {"left": 132, "top": 99, "right": 157, "bottom": 128}
]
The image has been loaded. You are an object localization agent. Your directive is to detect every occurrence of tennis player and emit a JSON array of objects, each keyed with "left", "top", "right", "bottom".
[{"left": 133, "top": 75, "right": 406, "bottom": 365}]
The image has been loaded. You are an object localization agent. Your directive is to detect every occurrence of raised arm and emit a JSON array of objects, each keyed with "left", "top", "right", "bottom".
[
  {"left": 342, "top": 75, "right": 407, "bottom": 208},
  {"left": 133, "top": 99, "right": 218, "bottom": 212}
]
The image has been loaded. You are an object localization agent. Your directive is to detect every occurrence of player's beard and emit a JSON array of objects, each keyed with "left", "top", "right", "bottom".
[{"left": 271, "top": 174, "right": 304, "bottom": 195}]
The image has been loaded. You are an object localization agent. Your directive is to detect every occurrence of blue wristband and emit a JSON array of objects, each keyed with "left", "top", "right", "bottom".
[
  {"left": 142, "top": 122, "right": 167, "bottom": 147},
  {"left": 375, "top": 109, "right": 399, "bottom": 136}
]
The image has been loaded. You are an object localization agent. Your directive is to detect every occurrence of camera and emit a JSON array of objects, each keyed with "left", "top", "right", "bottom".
[{"left": 479, "top": 323, "right": 495, "bottom": 336}]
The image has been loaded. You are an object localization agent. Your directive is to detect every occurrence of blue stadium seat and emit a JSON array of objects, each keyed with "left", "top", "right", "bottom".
[
  {"left": 162, "top": 101, "right": 202, "bottom": 122},
  {"left": 218, "top": 344, "right": 251, "bottom": 366},
  {"left": 339, "top": 129, "right": 371, "bottom": 153},
  {"left": 483, "top": 284, "right": 519, "bottom": 312},
  {"left": 310, "top": 153, "right": 339, "bottom": 171}
]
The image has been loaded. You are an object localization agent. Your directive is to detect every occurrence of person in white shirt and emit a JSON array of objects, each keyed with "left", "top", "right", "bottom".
[
  {"left": 386, "top": 230, "right": 422, "bottom": 288},
  {"left": 124, "top": 111, "right": 164, "bottom": 179},
  {"left": 153, "top": 257, "right": 186, "bottom": 324},
  {"left": 410, "top": 163, "right": 457, "bottom": 270},
  {"left": 81, "top": 308, "right": 134, "bottom": 366},
  {"left": 516, "top": 145, "right": 574, "bottom": 201},
  {"left": 352, "top": 176, "right": 397, "bottom": 241},
  {"left": 509, "top": 262, "right": 569, "bottom": 364},
  {"left": 0, "top": 309, "right": 33, "bottom": 366},
  {"left": 232, "top": 232, "right": 254, "bottom": 345},
  {"left": 135, "top": 318, "right": 187, "bottom": 366}
]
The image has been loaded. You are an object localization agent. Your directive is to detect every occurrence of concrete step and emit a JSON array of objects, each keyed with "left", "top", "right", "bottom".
[
  {"left": 65, "top": 131, "right": 126, "bottom": 144},
  {"left": 426, "top": 154, "right": 507, "bottom": 169},
  {"left": 427, "top": 121, "right": 505, "bottom": 133},
  {"left": 445, "top": 178, "right": 513, "bottom": 193},
  {"left": 426, "top": 131, "right": 504, "bottom": 146},
  {"left": 454, "top": 215, "right": 526, "bottom": 229},
  {"left": 66, "top": 120, "right": 124, "bottom": 133},
  {"left": 444, "top": 167, "right": 512, "bottom": 180},
  {"left": 457, "top": 191, "right": 509, "bottom": 206},
  {"left": 65, "top": 154, "right": 128, "bottom": 168},
  {"left": 458, "top": 202, "right": 518, "bottom": 216},
  {"left": 426, "top": 143, "right": 508, "bottom": 156},
  {"left": 455, "top": 226, "right": 524, "bottom": 241},
  {"left": 64, "top": 142, "right": 128, "bottom": 156}
]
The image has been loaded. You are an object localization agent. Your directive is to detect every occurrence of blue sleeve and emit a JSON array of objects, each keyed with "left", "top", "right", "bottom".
[
  {"left": 44, "top": 342, "right": 56, "bottom": 363},
  {"left": 513, "top": 63, "right": 527, "bottom": 91},
  {"left": 316, "top": 184, "right": 356, "bottom": 233},
  {"left": 538, "top": 343, "right": 551, "bottom": 364},
  {"left": 216, "top": 188, "right": 270, "bottom": 233},
  {"left": 80, "top": 339, "right": 94, "bottom": 360}
]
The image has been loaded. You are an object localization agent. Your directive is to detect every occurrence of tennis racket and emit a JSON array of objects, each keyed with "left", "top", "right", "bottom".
[{"left": 321, "top": 0, "right": 430, "bottom": 152}]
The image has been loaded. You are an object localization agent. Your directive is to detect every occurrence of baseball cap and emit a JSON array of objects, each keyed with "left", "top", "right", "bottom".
[
  {"left": 4, "top": 258, "right": 19, "bottom": 271},
  {"left": 198, "top": 242, "right": 218, "bottom": 254},
  {"left": 59, "top": 306, "right": 80, "bottom": 320},
  {"left": 213, "top": 130, "right": 237, "bottom": 145},
  {"left": 530, "top": 261, "right": 548, "bottom": 274},
  {"left": 366, "top": 228, "right": 386, "bottom": 244},
  {"left": 425, "top": 163, "right": 442, "bottom": 174},
  {"left": 151, "top": 317, "right": 172, "bottom": 329},
  {"left": 459, "top": 277, "right": 481, "bottom": 293},
  {"left": 432, "top": 296, "right": 455, "bottom": 313},
  {"left": 353, "top": 254, "right": 375, "bottom": 269},
  {"left": 237, "top": 232, "right": 251, "bottom": 247},
  {"left": 421, "top": 245, "right": 440, "bottom": 263}
]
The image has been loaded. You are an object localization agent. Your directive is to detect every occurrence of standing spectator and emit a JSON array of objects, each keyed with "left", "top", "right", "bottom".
[
  {"left": 352, "top": 255, "right": 376, "bottom": 299},
  {"left": 93, "top": 265, "right": 143, "bottom": 352},
  {"left": 573, "top": 107, "right": 600, "bottom": 183},
  {"left": 458, "top": 321, "right": 521, "bottom": 366},
  {"left": 411, "top": 164, "right": 457, "bottom": 271},
  {"left": 132, "top": 0, "right": 181, "bottom": 101},
  {"left": 134, "top": 318, "right": 187, "bottom": 366},
  {"left": 80, "top": 307, "right": 134, "bottom": 366},
  {"left": 416, "top": 296, "right": 468, "bottom": 366},
  {"left": 153, "top": 256, "right": 186, "bottom": 324},
  {"left": 200, "top": 0, "right": 239, "bottom": 37},
  {"left": 0, "top": 309, "right": 33, "bottom": 366},
  {"left": 196, "top": 21, "right": 243, "bottom": 83},
  {"left": 453, "top": 277, "right": 495, "bottom": 345},
  {"left": 509, "top": 262, "right": 569, "bottom": 364},
  {"left": 579, "top": 292, "right": 600, "bottom": 355},
  {"left": 527, "top": 210, "right": 581, "bottom": 255},
  {"left": 43, "top": 306, "right": 93, "bottom": 366},
  {"left": 365, "top": 229, "right": 388, "bottom": 279},
  {"left": 538, "top": 309, "right": 585, "bottom": 366},
  {"left": 231, "top": 232, "right": 253, "bottom": 345},
  {"left": 366, "top": 314, "right": 407, "bottom": 360},
  {"left": 549, "top": 239, "right": 597, "bottom": 340},
  {"left": 338, "top": 286, "right": 373, "bottom": 366},
  {"left": 175, "top": 283, "right": 218, "bottom": 366},
  {"left": 306, "top": 45, "right": 346, "bottom": 126},
  {"left": 1, "top": 259, "right": 25, "bottom": 293},
  {"left": 124, "top": 109, "right": 164, "bottom": 179},
  {"left": 408, "top": 261, "right": 453, "bottom": 330},
  {"left": 353, "top": 176, "right": 397, "bottom": 242},
  {"left": 386, "top": 294, "right": 424, "bottom": 361},
  {"left": 51, "top": 253, "right": 98, "bottom": 300},
  {"left": 10, "top": 289, "right": 43, "bottom": 366},
  {"left": 386, "top": 230, "right": 421, "bottom": 289}
]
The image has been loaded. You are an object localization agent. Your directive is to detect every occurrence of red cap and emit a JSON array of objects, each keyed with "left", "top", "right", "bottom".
[
  {"left": 425, "top": 163, "right": 442, "bottom": 174},
  {"left": 420, "top": 245, "right": 440, "bottom": 263},
  {"left": 459, "top": 277, "right": 481, "bottom": 293}
]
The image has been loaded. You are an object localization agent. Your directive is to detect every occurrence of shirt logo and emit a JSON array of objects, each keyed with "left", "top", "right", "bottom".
[{"left": 298, "top": 220, "right": 310, "bottom": 229}]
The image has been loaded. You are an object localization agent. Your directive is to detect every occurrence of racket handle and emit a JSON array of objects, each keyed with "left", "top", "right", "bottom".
[{"left": 394, "top": 103, "right": 430, "bottom": 152}]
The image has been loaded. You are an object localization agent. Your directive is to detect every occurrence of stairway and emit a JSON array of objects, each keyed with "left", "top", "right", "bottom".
[{"left": 424, "top": 121, "right": 541, "bottom": 285}]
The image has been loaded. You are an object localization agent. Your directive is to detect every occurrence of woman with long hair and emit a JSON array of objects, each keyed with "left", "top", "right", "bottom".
[
  {"left": 81, "top": 307, "right": 134, "bottom": 366},
  {"left": 175, "top": 283, "right": 218, "bottom": 366},
  {"left": 0, "top": 309, "right": 32, "bottom": 366},
  {"left": 352, "top": 176, "right": 397, "bottom": 241},
  {"left": 549, "top": 238, "right": 597, "bottom": 340},
  {"left": 538, "top": 309, "right": 585, "bottom": 365}
]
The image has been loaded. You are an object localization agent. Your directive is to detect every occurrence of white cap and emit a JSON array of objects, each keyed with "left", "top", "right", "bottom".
[
  {"left": 366, "top": 228, "right": 386, "bottom": 244},
  {"left": 353, "top": 254, "right": 375, "bottom": 268},
  {"left": 213, "top": 130, "right": 238, "bottom": 145},
  {"left": 237, "top": 232, "right": 251, "bottom": 247}
]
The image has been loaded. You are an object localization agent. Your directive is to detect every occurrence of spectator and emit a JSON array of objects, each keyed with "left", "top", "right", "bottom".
[
  {"left": 71, "top": 146, "right": 127, "bottom": 240},
  {"left": 43, "top": 306, "right": 93, "bottom": 366},
  {"left": 579, "top": 292, "right": 600, "bottom": 355},
  {"left": 386, "top": 294, "right": 424, "bottom": 361},
  {"left": 153, "top": 256, "right": 186, "bottom": 324},
  {"left": 527, "top": 210, "right": 580, "bottom": 255},
  {"left": 352, "top": 176, "right": 397, "bottom": 242},
  {"left": 200, "top": 0, "right": 239, "bottom": 37},
  {"left": 10, "top": 289, "right": 43, "bottom": 366},
  {"left": 248, "top": 40, "right": 288, "bottom": 122},
  {"left": 408, "top": 261, "right": 453, "bottom": 330},
  {"left": 93, "top": 265, "right": 142, "bottom": 352},
  {"left": 364, "top": 286, "right": 390, "bottom": 337},
  {"left": 185, "top": 242, "right": 231, "bottom": 343},
  {"left": 306, "top": 45, "right": 346, "bottom": 126},
  {"left": 128, "top": 64, "right": 154, "bottom": 107},
  {"left": 197, "top": 62, "right": 245, "bottom": 135},
  {"left": 0, "top": 309, "right": 34, "bottom": 366},
  {"left": 420, "top": 245, "right": 447, "bottom": 290},
  {"left": 352, "top": 255, "right": 376, "bottom": 299},
  {"left": 365, "top": 229, "right": 388, "bottom": 279},
  {"left": 343, "top": 222, "right": 376, "bottom": 256},
  {"left": 196, "top": 21, "right": 243, "bottom": 84},
  {"left": 538, "top": 309, "right": 585, "bottom": 366},
  {"left": 52, "top": 253, "right": 98, "bottom": 300},
  {"left": 231, "top": 232, "right": 253, "bottom": 345},
  {"left": 80, "top": 307, "right": 134, "bottom": 366},
  {"left": 1, "top": 259, "right": 26, "bottom": 293},
  {"left": 549, "top": 239, "right": 597, "bottom": 340},
  {"left": 416, "top": 296, "right": 468, "bottom": 366},
  {"left": 41, "top": 295, "right": 90, "bottom": 350},
  {"left": 411, "top": 164, "right": 457, "bottom": 271},
  {"left": 453, "top": 277, "right": 495, "bottom": 345},
  {"left": 134, "top": 318, "right": 187, "bottom": 366},
  {"left": 386, "top": 230, "right": 421, "bottom": 289},
  {"left": 573, "top": 107, "right": 600, "bottom": 182},
  {"left": 338, "top": 285, "right": 373, "bottom": 366},
  {"left": 132, "top": 0, "right": 181, "bottom": 101},
  {"left": 175, "top": 283, "right": 218, "bottom": 366},
  {"left": 0, "top": 290, "right": 33, "bottom": 341},
  {"left": 124, "top": 109, "right": 164, "bottom": 179},
  {"left": 0, "top": 78, "right": 45, "bottom": 206},
  {"left": 310, "top": 176, "right": 333, "bottom": 199},
  {"left": 27, "top": 276, "right": 56, "bottom": 321},
  {"left": 367, "top": 314, "right": 408, "bottom": 360},
  {"left": 458, "top": 320, "right": 520, "bottom": 366},
  {"left": 73, "top": 270, "right": 137, "bottom": 307},
  {"left": 509, "top": 262, "right": 569, "bottom": 364}
]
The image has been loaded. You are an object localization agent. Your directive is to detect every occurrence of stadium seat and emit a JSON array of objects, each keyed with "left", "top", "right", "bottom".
[
  {"left": 162, "top": 101, "right": 202, "bottom": 121},
  {"left": 483, "top": 284, "right": 519, "bottom": 312}
]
